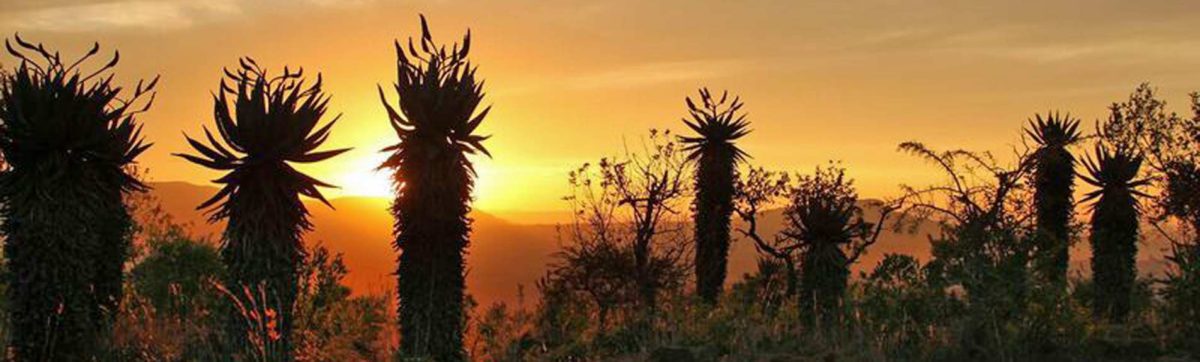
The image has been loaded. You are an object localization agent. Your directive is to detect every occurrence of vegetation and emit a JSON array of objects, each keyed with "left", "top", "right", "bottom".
[
  {"left": 1080, "top": 143, "right": 1147, "bottom": 322},
  {"left": 379, "top": 16, "right": 490, "bottom": 361},
  {"left": 733, "top": 168, "right": 794, "bottom": 299},
  {"left": 5, "top": 30, "right": 1200, "bottom": 362},
  {"left": 110, "top": 202, "right": 394, "bottom": 361},
  {"left": 0, "top": 36, "right": 154, "bottom": 359},
  {"left": 1025, "top": 113, "right": 1081, "bottom": 286},
  {"left": 785, "top": 164, "right": 892, "bottom": 324},
  {"left": 1099, "top": 84, "right": 1200, "bottom": 353},
  {"left": 175, "top": 58, "right": 348, "bottom": 359},
  {"left": 680, "top": 88, "right": 750, "bottom": 304},
  {"left": 543, "top": 129, "right": 690, "bottom": 348}
]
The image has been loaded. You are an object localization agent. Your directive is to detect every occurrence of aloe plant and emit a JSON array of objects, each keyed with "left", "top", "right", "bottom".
[
  {"left": 176, "top": 58, "right": 347, "bottom": 359},
  {"left": 0, "top": 37, "right": 154, "bottom": 359},
  {"left": 1081, "top": 144, "right": 1147, "bottom": 321},
  {"left": 680, "top": 88, "right": 749, "bottom": 304},
  {"left": 1026, "top": 113, "right": 1081, "bottom": 286},
  {"left": 379, "top": 16, "right": 490, "bottom": 361}
]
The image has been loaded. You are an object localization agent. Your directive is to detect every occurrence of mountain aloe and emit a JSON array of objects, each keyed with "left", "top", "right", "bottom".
[
  {"left": 1026, "top": 113, "right": 1081, "bottom": 286},
  {"left": 176, "top": 58, "right": 347, "bottom": 359},
  {"left": 0, "top": 37, "right": 154, "bottom": 359},
  {"left": 1081, "top": 144, "right": 1147, "bottom": 322},
  {"left": 379, "top": 16, "right": 490, "bottom": 361},
  {"left": 680, "top": 88, "right": 749, "bottom": 304}
]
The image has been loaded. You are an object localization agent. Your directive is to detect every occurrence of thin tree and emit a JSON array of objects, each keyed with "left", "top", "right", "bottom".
[
  {"left": 0, "top": 37, "right": 155, "bottom": 359},
  {"left": 680, "top": 88, "right": 750, "bottom": 304},
  {"left": 1025, "top": 113, "right": 1081, "bottom": 285},
  {"left": 378, "top": 15, "right": 490, "bottom": 361},
  {"left": 733, "top": 167, "right": 795, "bottom": 298},
  {"left": 176, "top": 58, "right": 347, "bottom": 359},
  {"left": 1080, "top": 144, "right": 1148, "bottom": 322}
]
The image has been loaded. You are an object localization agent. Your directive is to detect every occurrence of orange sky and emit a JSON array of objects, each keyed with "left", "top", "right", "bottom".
[{"left": 2, "top": 1, "right": 1199, "bottom": 220}]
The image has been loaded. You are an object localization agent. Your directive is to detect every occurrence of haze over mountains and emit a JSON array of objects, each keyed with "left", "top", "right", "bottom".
[{"left": 147, "top": 181, "right": 1174, "bottom": 307}]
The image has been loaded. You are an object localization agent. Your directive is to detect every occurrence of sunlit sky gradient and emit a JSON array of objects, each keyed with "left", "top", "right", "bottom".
[{"left": 2, "top": 1, "right": 1199, "bottom": 219}]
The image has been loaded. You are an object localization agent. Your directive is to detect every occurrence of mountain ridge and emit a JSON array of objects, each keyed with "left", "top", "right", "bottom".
[{"left": 142, "top": 181, "right": 1173, "bottom": 307}]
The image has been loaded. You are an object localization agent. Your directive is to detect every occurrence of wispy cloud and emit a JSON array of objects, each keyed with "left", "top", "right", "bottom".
[
  {"left": 2, "top": 0, "right": 240, "bottom": 32},
  {"left": 0, "top": 0, "right": 378, "bottom": 32},
  {"left": 568, "top": 59, "right": 750, "bottom": 90}
]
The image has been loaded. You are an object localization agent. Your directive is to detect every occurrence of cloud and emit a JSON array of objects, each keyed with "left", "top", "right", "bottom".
[
  {"left": 1, "top": 0, "right": 240, "bottom": 32},
  {"left": 567, "top": 59, "right": 750, "bottom": 90},
  {"left": 0, "top": 0, "right": 377, "bottom": 32}
]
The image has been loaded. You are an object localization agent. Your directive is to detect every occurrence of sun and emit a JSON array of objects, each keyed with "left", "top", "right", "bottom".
[
  {"left": 332, "top": 151, "right": 497, "bottom": 205},
  {"left": 336, "top": 154, "right": 393, "bottom": 198}
]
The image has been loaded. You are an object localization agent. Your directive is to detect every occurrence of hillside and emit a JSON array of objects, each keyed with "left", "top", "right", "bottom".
[{"left": 144, "top": 182, "right": 1174, "bottom": 307}]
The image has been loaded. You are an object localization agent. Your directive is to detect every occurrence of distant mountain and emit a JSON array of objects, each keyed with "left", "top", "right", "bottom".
[
  {"left": 146, "top": 181, "right": 560, "bottom": 307},
  {"left": 144, "top": 182, "right": 1174, "bottom": 307}
]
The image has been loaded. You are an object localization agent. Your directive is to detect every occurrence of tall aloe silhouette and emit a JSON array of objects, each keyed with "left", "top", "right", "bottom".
[
  {"left": 1026, "top": 113, "right": 1081, "bottom": 285},
  {"left": 379, "top": 15, "right": 490, "bottom": 361},
  {"left": 176, "top": 58, "right": 347, "bottom": 358},
  {"left": 0, "top": 37, "right": 154, "bottom": 359},
  {"left": 1081, "top": 144, "right": 1147, "bottom": 322},
  {"left": 680, "top": 88, "right": 749, "bottom": 304}
]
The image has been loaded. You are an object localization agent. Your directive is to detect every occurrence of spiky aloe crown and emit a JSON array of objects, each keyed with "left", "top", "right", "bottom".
[
  {"left": 0, "top": 35, "right": 155, "bottom": 191},
  {"left": 176, "top": 58, "right": 348, "bottom": 219},
  {"left": 679, "top": 88, "right": 750, "bottom": 162},
  {"left": 786, "top": 165, "right": 863, "bottom": 242},
  {"left": 379, "top": 15, "right": 490, "bottom": 174},
  {"left": 1081, "top": 144, "right": 1150, "bottom": 204},
  {"left": 1025, "top": 112, "right": 1082, "bottom": 149}
]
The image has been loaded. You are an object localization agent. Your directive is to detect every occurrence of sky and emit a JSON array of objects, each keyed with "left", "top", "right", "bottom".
[{"left": 2, "top": 0, "right": 1199, "bottom": 220}]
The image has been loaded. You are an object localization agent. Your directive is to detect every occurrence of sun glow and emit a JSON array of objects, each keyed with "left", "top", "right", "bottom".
[
  {"left": 331, "top": 149, "right": 499, "bottom": 208},
  {"left": 336, "top": 154, "right": 393, "bottom": 198}
]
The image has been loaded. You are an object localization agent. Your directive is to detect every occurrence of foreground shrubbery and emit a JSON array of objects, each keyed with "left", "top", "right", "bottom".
[
  {"left": 466, "top": 254, "right": 1191, "bottom": 361},
  {"left": 108, "top": 193, "right": 396, "bottom": 361}
]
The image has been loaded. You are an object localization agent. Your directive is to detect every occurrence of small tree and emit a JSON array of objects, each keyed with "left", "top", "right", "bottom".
[
  {"left": 733, "top": 167, "right": 795, "bottom": 300},
  {"left": 549, "top": 130, "right": 690, "bottom": 334},
  {"left": 897, "top": 142, "right": 1043, "bottom": 359}
]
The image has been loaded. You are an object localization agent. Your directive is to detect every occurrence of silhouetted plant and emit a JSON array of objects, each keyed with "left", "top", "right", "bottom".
[
  {"left": 1099, "top": 84, "right": 1200, "bottom": 348},
  {"left": 734, "top": 168, "right": 794, "bottom": 301},
  {"left": 1025, "top": 113, "right": 1081, "bottom": 286},
  {"left": 293, "top": 244, "right": 392, "bottom": 361},
  {"left": 856, "top": 254, "right": 960, "bottom": 359},
  {"left": 783, "top": 164, "right": 893, "bottom": 324},
  {"left": 131, "top": 230, "right": 224, "bottom": 319},
  {"left": 0, "top": 36, "right": 154, "bottom": 359},
  {"left": 176, "top": 58, "right": 347, "bottom": 359},
  {"left": 378, "top": 15, "right": 490, "bottom": 361},
  {"left": 897, "top": 142, "right": 1037, "bottom": 358},
  {"left": 1100, "top": 84, "right": 1198, "bottom": 240},
  {"left": 1080, "top": 144, "right": 1147, "bottom": 322},
  {"left": 680, "top": 88, "right": 750, "bottom": 304},
  {"left": 549, "top": 130, "right": 690, "bottom": 335}
]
